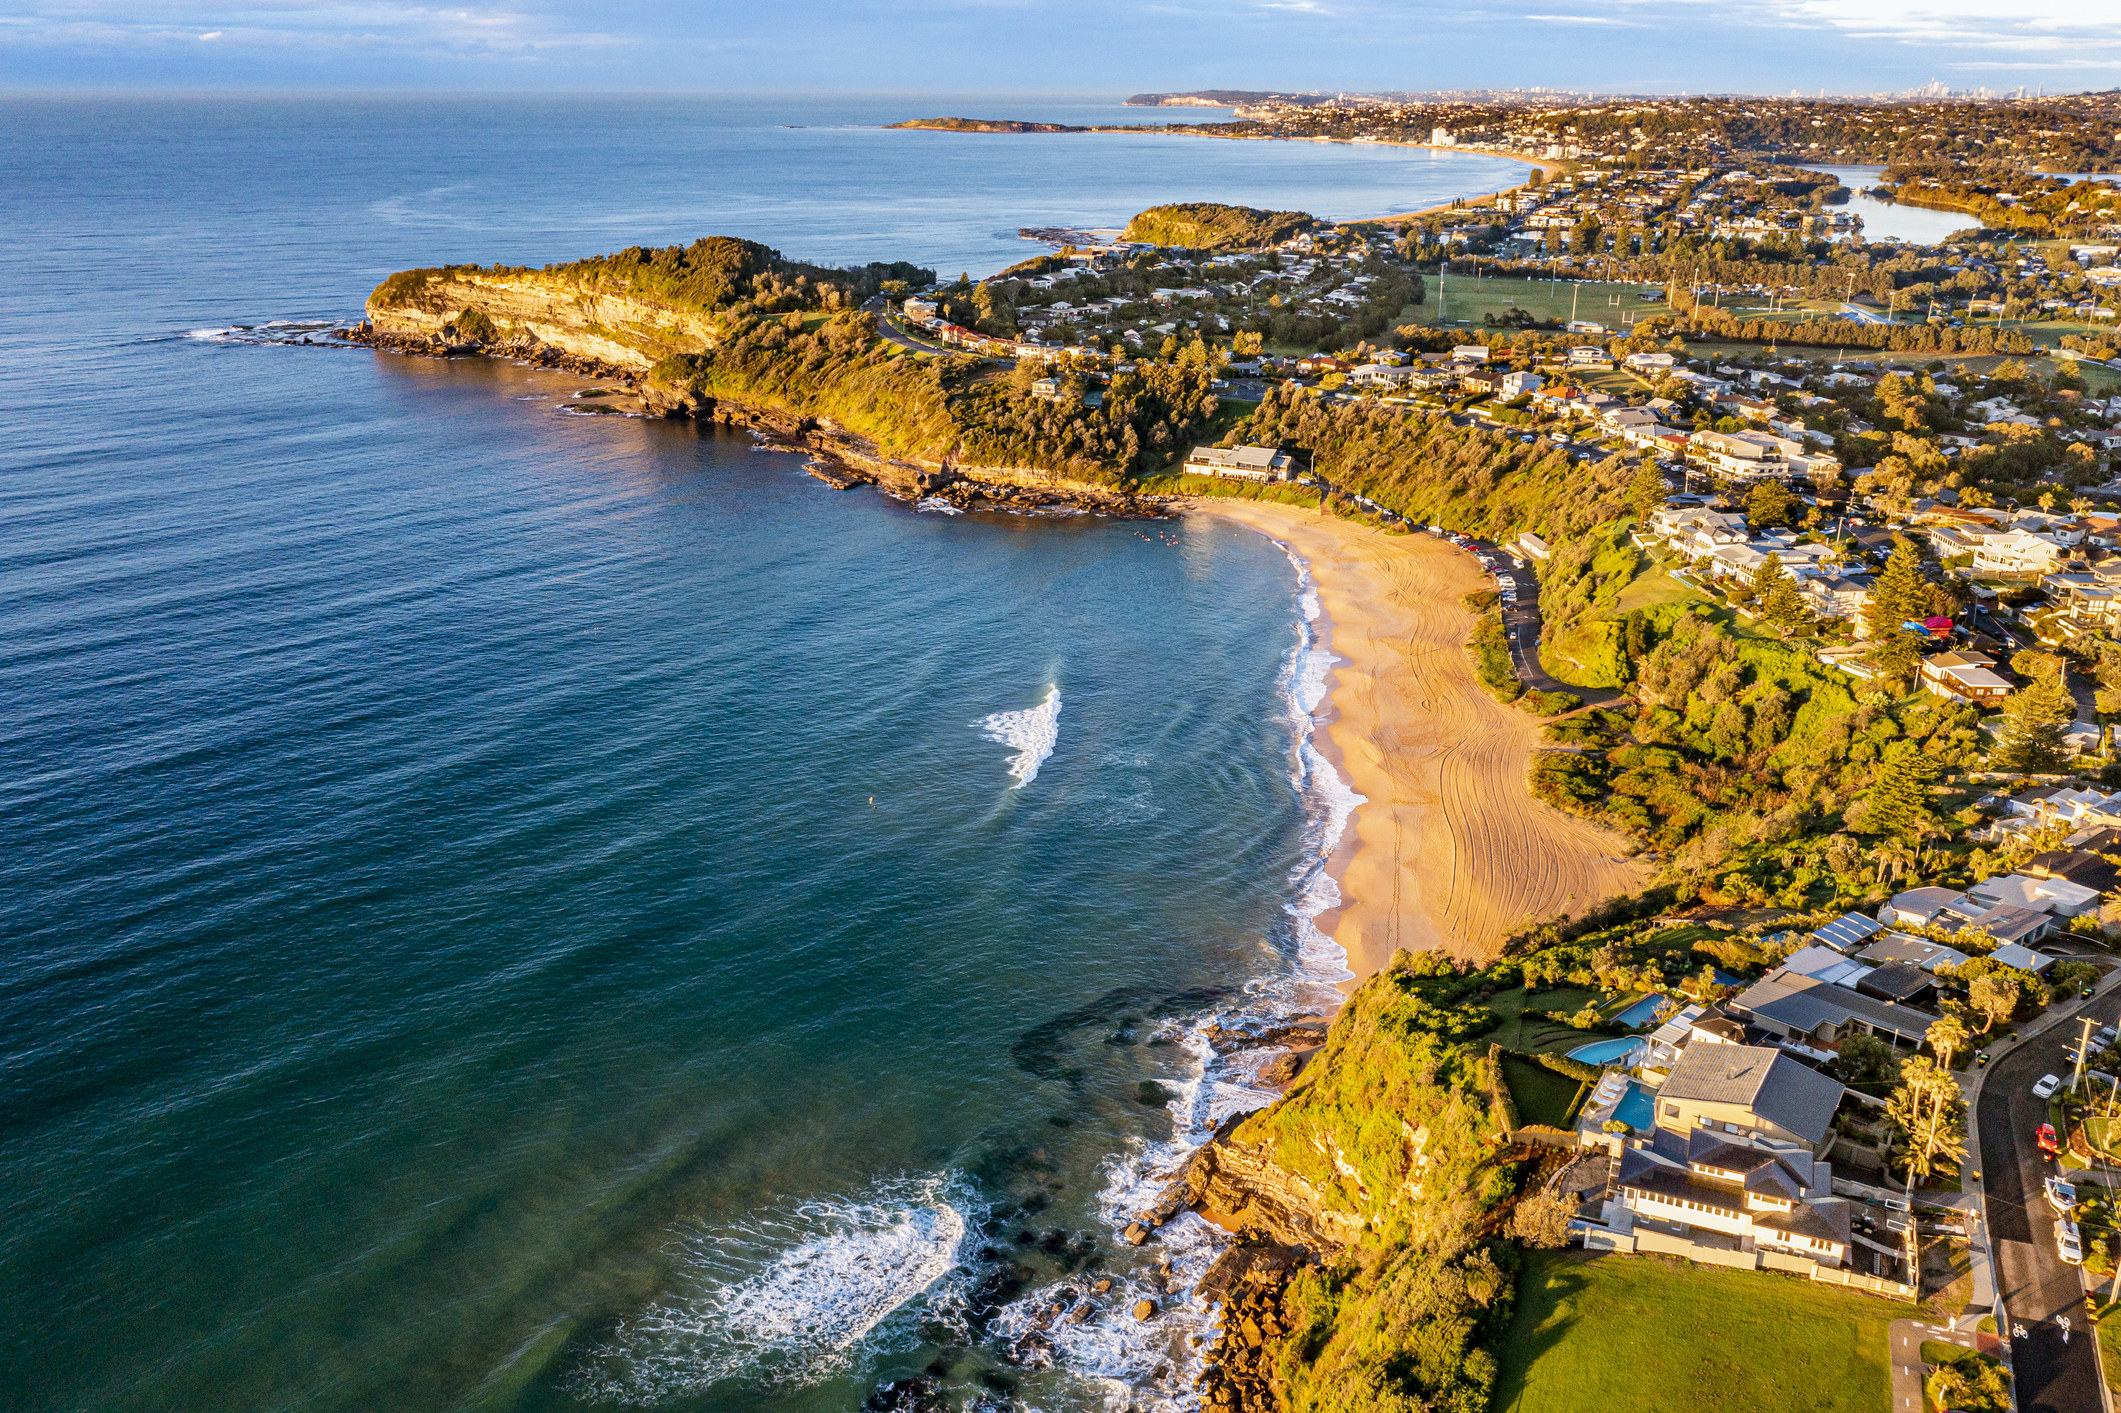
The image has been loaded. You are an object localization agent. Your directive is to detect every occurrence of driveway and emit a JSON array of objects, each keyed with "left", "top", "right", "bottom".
[{"left": 1974, "top": 993, "right": 2119, "bottom": 1412}]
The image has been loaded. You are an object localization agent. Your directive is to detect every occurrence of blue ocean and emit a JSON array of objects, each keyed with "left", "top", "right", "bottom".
[{"left": 0, "top": 95, "right": 1526, "bottom": 1412}]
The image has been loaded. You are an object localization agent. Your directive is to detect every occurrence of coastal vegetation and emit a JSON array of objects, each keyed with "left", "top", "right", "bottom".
[{"left": 1119, "top": 202, "right": 1318, "bottom": 252}]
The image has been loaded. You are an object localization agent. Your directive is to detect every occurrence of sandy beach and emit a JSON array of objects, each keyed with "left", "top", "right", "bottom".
[{"left": 1194, "top": 498, "right": 1649, "bottom": 980}]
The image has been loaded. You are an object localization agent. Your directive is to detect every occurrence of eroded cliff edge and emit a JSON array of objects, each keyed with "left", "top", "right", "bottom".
[
  {"left": 1123, "top": 956, "right": 1549, "bottom": 1413},
  {"left": 350, "top": 238, "right": 1217, "bottom": 514}
]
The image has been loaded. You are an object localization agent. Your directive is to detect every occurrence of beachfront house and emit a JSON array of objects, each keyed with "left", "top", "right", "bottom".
[{"left": 1183, "top": 445, "right": 1294, "bottom": 482}]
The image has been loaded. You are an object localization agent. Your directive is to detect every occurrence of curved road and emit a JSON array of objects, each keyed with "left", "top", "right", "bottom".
[{"left": 1976, "top": 994, "right": 2118, "bottom": 1413}]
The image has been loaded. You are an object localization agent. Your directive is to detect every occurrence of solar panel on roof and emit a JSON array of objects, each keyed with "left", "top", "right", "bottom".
[{"left": 1813, "top": 913, "right": 1884, "bottom": 952}]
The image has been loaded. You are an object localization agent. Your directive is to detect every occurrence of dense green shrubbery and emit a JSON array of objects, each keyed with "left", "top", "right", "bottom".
[
  {"left": 1233, "top": 387, "right": 1635, "bottom": 543},
  {"left": 649, "top": 313, "right": 1219, "bottom": 482},
  {"left": 1119, "top": 202, "right": 1317, "bottom": 251},
  {"left": 1532, "top": 606, "right": 1985, "bottom": 895},
  {"left": 1238, "top": 956, "right": 1519, "bottom": 1413},
  {"left": 1467, "top": 611, "right": 1523, "bottom": 703},
  {"left": 544, "top": 238, "right": 933, "bottom": 316}
]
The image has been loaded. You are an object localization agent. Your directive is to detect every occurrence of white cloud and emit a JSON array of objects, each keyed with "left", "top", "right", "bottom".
[
  {"left": 6, "top": 1, "right": 628, "bottom": 57},
  {"left": 1523, "top": 12, "right": 1643, "bottom": 23},
  {"left": 1749, "top": 0, "right": 2121, "bottom": 55}
]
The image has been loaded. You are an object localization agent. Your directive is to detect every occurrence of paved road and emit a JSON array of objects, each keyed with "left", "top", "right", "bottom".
[
  {"left": 1456, "top": 533, "right": 1631, "bottom": 707},
  {"left": 1890, "top": 1319, "right": 1993, "bottom": 1413},
  {"left": 1975, "top": 996, "right": 2117, "bottom": 1413}
]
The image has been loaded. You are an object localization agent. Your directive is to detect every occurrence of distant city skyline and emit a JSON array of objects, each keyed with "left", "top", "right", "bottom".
[{"left": 4, "top": 0, "right": 2120, "bottom": 94}]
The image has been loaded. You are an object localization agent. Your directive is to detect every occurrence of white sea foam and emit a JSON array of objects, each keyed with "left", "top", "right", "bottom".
[
  {"left": 975, "top": 685, "right": 1060, "bottom": 788},
  {"left": 572, "top": 1175, "right": 973, "bottom": 1404},
  {"left": 1272, "top": 536, "right": 1362, "bottom": 997},
  {"left": 915, "top": 496, "right": 963, "bottom": 515},
  {"left": 1013, "top": 530, "right": 1369, "bottom": 1409}
]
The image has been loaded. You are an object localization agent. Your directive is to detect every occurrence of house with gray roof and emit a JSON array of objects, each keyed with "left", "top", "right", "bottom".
[
  {"left": 1652, "top": 1041, "right": 1846, "bottom": 1154},
  {"left": 1728, "top": 968, "right": 1938, "bottom": 1053},
  {"left": 1605, "top": 1128, "right": 1853, "bottom": 1270},
  {"left": 1856, "top": 933, "right": 1970, "bottom": 973},
  {"left": 1812, "top": 912, "right": 1885, "bottom": 954}
]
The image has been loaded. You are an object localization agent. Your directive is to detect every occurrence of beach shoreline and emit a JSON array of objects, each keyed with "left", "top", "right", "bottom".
[{"left": 1190, "top": 497, "right": 1649, "bottom": 982}]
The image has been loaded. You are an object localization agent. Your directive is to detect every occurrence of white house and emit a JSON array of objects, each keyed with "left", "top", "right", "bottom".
[
  {"left": 1500, "top": 371, "right": 1545, "bottom": 398},
  {"left": 1183, "top": 445, "right": 1293, "bottom": 482},
  {"left": 1972, "top": 528, "right": 2064, "bottom": 576}
]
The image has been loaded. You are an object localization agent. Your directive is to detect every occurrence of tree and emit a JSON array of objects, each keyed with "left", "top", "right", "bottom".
[
  {"left": 1831, "top": 1033, "right": 1901, "bottom": 1089},
  {"left": 1887, "top": 1054, "right": 1964, "bottom": 1188},
  {"left": 1507, "top": 1188, "right": 1577, "bottom": 1248},
  {"left": 1629, "top": 460, "right": 1665, "bottom": 524},
  {"left": 1756, "top": 557, "right": 1810, "bottom": 637},
  {"left": 1926, "top": 1014, "right": 1970, "bottom": 1071},
  {"left": 1968, "top": 972, "right": 2018, "bottom": 1033},
  {"left": 1745, "top": 479, "right": 1793, "bottom": 529},
  {"left": 1864, "top": 534, "right": 1929, "bottom": 678},
  {"left": 1863, "top": 741, "right": 1939, "bottom": 841},
  {"left": 1990, "top": 658, "right": 2073, "bottom": 775},
  {"left": 1924, "top": 1355, "right": 2011, "bottom": 1413}
]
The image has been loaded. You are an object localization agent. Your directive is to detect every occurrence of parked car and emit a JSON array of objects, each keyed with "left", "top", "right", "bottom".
[
  {"left": 2095, "top": 1025, "right": 2116, "bottom": 1049},
  {"left": 2059, "top": 1218, "right": 2084, "bottom": 1266},
  {"left": 2048, "top": 1176, "right": 2078, "bottom": 1214},
  {"left": 2033, "top": 1073, "right": 2063, "bottom": 1099},
  {"left": 2038, "top": 1122, "right": 2062, "bottom": 1155}
]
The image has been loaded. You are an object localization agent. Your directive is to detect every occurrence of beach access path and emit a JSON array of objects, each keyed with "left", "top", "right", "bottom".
[{"left": 1193, "top": 498, "right": 1649, "bottom": 976}]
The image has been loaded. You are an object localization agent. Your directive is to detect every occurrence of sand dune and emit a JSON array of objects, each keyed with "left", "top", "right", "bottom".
[{"left": 1195, "top": 498, "right": 1649, "bottom": 978}]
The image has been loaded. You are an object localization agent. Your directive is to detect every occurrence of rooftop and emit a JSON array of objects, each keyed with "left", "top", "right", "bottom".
[{"left": 1658, "top": 1042, "right": 1845, "bottom": 1146}]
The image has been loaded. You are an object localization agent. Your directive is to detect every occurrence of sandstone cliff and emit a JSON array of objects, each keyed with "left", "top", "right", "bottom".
[{"left": 364, "top": 267, "right": 718, "bottom": 371}]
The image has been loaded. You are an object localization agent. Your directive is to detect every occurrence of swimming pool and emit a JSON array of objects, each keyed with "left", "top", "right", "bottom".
[
  {"left": 1611, "top": 1081, "right": 1655, "bottom": 1132},
  {"left": 1610, "top": 993, "right": 1667, "bottom": 1029},
  {"left": 1566, "top": 1037, "right": 1647, "bottom": 1067}
]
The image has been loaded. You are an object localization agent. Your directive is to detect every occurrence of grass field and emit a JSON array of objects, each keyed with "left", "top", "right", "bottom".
[
  {"left": 1405, "top": 276, "right": 1673, "bottom": 331},
  {"left": 1494, "top": 1251, "right": 1898, "bottom": 1413},
  {"left": 1500, "top": 1052, "right": 1588, "bottom": 1127},
  {"left": 1480, "top": 986, "right": 1620, "bottom": 1055}
]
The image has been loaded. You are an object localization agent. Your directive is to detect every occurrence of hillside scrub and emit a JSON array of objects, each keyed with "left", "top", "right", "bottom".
[
  {"left": 1531, "top": 606, "right": 1985, "bottom": 896},
  {"left": 647, "top": 313, "right": 1219, "bottom": 482},
  {"left": 1120, "top": 202, "right": 1318, "bottom": 251},
  {"left": 1232, "top": 386, "right": 1636, "bottom": 541},
  {"left": 1236, "top": 954, "right": 1527, "bottom": 1413}
]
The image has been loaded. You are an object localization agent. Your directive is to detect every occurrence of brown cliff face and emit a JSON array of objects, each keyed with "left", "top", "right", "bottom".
[{"left": 364, "top": 270, "right": 719, "bottom": 371}]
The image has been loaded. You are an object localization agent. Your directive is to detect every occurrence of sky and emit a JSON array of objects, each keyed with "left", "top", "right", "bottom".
[{"left": 2, "top": 0, "right": 2119, "bottom": 95}]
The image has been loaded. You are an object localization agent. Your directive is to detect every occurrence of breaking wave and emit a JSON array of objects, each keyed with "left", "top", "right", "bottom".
[
  {"left": 571, "top": 1175, "right": 974, "bottom": 1404},
  {"left": 976, "top": 685, "right": 1061, "bottom": 788},
  {"left": 998, "top": 532, "right": 1364, "bottom": 1409}
]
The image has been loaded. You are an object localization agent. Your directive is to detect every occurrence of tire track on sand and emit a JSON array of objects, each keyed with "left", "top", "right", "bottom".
[{"left": 1190, "top": 500, "right": 1649, "bottom": 976}]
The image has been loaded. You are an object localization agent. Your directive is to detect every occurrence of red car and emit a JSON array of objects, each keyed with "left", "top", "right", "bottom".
[{"left": 2037, "top": 1123, "right": 2062, "bottom": 1156}]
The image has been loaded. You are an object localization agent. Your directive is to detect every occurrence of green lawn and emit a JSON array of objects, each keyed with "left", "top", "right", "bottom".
[
  {"left": 1500, "top": 1052, "right": 1589, "bottom": 1128},
  {"left": 1494, "top": 1250, "right": 1899, "bottom": 1413},
  {"left": 1480, "top": 986, "right": 1620, "bottom": 1055},
  {"left": 1411, "top": 276, "right": 1672, "bottom": 331}
]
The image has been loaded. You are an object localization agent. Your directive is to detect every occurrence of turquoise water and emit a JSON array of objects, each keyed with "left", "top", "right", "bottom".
[
  {"left": 1565, "top": 1038, "right": 1646, "bottom": 1067},
  {"left": 0, "top": 97, "right": 1522, "bottom": 1413},
  {"left": 1611, "top": 994, "right": 1668, "bottom": 1029},
  {"left": 1611, "top": 1082, "right": 1656, "bottom": 1132}
]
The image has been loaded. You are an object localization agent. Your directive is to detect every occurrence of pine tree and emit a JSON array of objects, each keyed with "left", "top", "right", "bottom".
[
  {"left": 1629, "top": 461, "right": 1665, "bottom": 524},
  {"left": 1746, "top": 479, "right": 1793, "bottom": 529},
  {"left": 1991, "top": 664, "right": 2073, "bottom": 775},
  {"left": 1750, "top": 554, "right": 1809, "bottom": 637},
  {"left": 1864, "top": 741, "right": 1938, "bottom": 840},
  {"left": 1864, "top": 535, "right": 1929, "bottom": 680}
]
